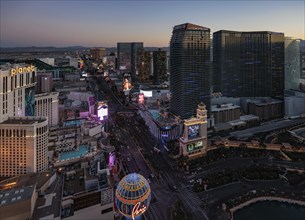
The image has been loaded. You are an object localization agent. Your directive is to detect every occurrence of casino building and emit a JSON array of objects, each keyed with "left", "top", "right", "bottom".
[
  {"left": 0, "top": 63, "right": 37, "bottom": 123},
  {"left": 179, "top": 103, "right": 208, "bottom": 158},
  {"left": 0, "top": 63, "right": 49, "bottom": 177},
  {"left": 0, "top": 116, "right": 49, "bottom": 177},
  {"left": 35, "top": 92, "right": 59, "bottom": 127}
]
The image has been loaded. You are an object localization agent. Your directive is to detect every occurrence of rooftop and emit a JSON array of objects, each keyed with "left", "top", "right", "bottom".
[
  {"left": 0, "top": 185, "right": 35, "bottom": 206},
  {"left": 1, "top": 117, "right": 47, "bottom": 125},
  {"left": 214, "top": 30, "right": 284, "bottom": 35},
  {"left": 31, "top": 174, "right": 62, "bottom": 220},
  {"left": 231, "top": 117, "right": 305, "bottom": 139},
  {"left": 211, "top": 103, "right": 240, "bottom": 111},
  {"left": 173, "top": 23, "right": 210, "bottom": 31},
  {"left": 0, "top": 172, "right": 54, "bottom": 191},
  {"left": 247, "top": 98, "right": 283, "bottom": 106}
]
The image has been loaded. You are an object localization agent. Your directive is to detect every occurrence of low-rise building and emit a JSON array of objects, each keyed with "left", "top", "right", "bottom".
[
  {"left": 0, "top": 185, "right": 37, "bottom": 220},
  {"left": 211, "top": 103, "right": 240, "bottom": 124},
  {"left": 245, "top": 98, "right": 284, "bottom": 120}
]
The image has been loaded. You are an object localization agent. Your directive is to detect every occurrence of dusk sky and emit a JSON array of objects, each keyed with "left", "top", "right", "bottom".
[{"left": 1, "top": 0, "right": 304, "bottom": 47}]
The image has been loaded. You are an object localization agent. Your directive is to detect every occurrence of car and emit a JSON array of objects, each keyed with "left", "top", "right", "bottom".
[
  {"left": 127, "top": 158, "right": 131, "bottom": 162},
  {"left": 189, "top": 179, "right": 195, "bottom": 184},
  {"left": 173, "top": 185, "right": 178, "bottom": 191}
]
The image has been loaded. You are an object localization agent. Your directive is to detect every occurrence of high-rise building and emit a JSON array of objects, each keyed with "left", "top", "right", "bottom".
[
  {"left": 0, "top": 63, "right": 37, "bottom": 123},
  {"left": 285, "top": 37, "right": 301, "bottom": 91},
  {"left": 137, "top": 49, "right": 152, "bottom": 83},
  {"left": 153, "top": 49, "right": 168, "bottom": 84},
  {"left": 213, "top": 30, "right": 285, "bottom": 97},
  {"left": 170, "top": 23, "right": 211, "bottom": 119},
  {"left": 35, "top": 92, "right": 59, "bottom": 127},
  {"left": 300, "top": 41, "right": 305, "bottom": 91},
  {"left": 117, "top": 42, "right": 143, "bottom": 81},
  {"left": 36, "top": 72, "right": 53, "bottom": 93},
  {"left": 0, "top": 116, "right": 49, "bottom": 177},
  {"left": 90, "top": 48, "right": 106, "bottom": 60}
]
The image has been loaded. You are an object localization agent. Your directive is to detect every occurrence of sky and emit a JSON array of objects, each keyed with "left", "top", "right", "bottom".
[{"left": 0, "top": 0, "right": 304, "bottom": 47}]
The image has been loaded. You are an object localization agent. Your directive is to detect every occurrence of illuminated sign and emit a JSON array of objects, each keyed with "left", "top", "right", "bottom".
[
  {"left": 188, "top": 124, "right": 200, "bottom": 139},
  {"left": 123, "top": 78, "right": 132, "bottom": 91},
  {"left": 187, "top": 141, "right": 203, "bottom": 152},
  {"left": 98, "top": 102, "right": 108, "bottom": 120},
  {"left": 139, "top": 90, "right": 153, "bottom": 97},
  {"left": 109, "top": 151, "right": 115, "bottom": 167},
  {"left": 10, "top": 65, "right": 35, "bottom": 76},
  {"left": 138, "top": 93, "right": 144, "bottom": 104},
  {"left": 132, "top": 202, "right": 147, "bottom": 220}
]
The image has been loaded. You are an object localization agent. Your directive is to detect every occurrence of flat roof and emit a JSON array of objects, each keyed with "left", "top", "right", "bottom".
[
  {"left": 0, "top": 185, "right": 35, "bottom": 206},
  {"left": 1, "top": 117, "right": 46, "bottom": 125},
  {"left": 231, "top": 117, "right": 305, "bottom": 139},
  {"left": 31, "top": 175, "right": 62, "bottom": 220},
  {"left": 211, "top": 104, "right": 240, "bottom": 111},
  {"left": 240, "top": 115, "right": 259, "bottom": 121},
  {"left": 0, "top": 172, "right": 54, "bottom": 191},
  {"left": 63, "top": 168, "right": 86, "bottom": 195}
]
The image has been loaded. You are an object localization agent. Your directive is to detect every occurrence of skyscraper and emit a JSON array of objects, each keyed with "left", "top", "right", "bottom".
[
  {"left": 36, "top": 72, "right": 53, "bottom": 93},
  {"left": 213, "top": 30, "right": 285, "bottom": 97},
  {"left": 0, "top": 63, "right": 36, "bottom": 122},
  {"left": 170, "top": 23, "right": 211, "bottom": 119},
  {"left": 153, "top": 49, "right": 168, "bottom": 84},
  {"left": 285, "top": 37, "right": 301, "bottom": 91},
  {"left": 137, "top": 49, "right": 152, "bottom": 83},
  {"left": 117, "top": 42, "right": 143, "bottom": 81}
]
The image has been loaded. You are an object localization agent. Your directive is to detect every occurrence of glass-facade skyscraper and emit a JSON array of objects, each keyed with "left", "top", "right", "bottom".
[
  {"left": 285, "top": 37, "right": 301, "bottom": 91},
  {"left": 213, "top": 30, "right": 285, "bottom": 97},
  {"left": 117, "top": 42, "right": 143, "bottom": 81},
  {"left": 153, "top": 49, "right": 168, "bottom": 84},
  {"left": 170, "top": 23, "right": 211, "bottom": 119}
]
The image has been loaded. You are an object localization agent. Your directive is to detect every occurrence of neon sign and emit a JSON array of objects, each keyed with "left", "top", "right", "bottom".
[
  {"left": 10, "top": 65, "right": 35, "bottom": 76},
  {"left": 132, "top": 202, "right": 147, "bottom": 220}
]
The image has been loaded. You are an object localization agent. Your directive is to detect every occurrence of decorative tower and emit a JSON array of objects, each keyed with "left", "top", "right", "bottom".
[{"left": 179, "top": 102, "right": 208, "bottom": 159}]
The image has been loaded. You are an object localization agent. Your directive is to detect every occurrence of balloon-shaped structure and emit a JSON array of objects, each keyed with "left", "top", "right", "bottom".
[{"left": 115, "top": 173, "right": 151, "bottom": 220}]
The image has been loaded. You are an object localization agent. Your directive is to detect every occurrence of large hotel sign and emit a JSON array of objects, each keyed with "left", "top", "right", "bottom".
[{"left": 10, "top": 65, "right": 35, "bottom": 76}]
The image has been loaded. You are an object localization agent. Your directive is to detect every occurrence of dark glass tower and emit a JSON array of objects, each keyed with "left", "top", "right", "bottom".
[
  {"left": 170, "top": 23, "right": 211, "bottom": 119},
  {"left": 153, "top": 49, "right": 168, "bottom": 84},
  {"left": 213, "top": 30, "right": 285, "bottom": 97},
  {"left": 117, "top": 42, "right": 143, "bottom": 81}
]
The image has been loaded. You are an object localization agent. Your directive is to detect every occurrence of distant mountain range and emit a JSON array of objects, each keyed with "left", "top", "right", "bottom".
[{"left": 0, "top": 46, "right": 169, "bottom": 52}]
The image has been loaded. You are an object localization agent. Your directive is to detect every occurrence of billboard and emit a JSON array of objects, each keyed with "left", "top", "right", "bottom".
[
  {"left": 25, "top": 87, "right": 35, "bottom": 116},
  {"left": 98, "top": 102, "right": 108, "bottom": 120},
  {"left": 140, "top": 90, "right": 153, "bottom": 98},
  {"left": 109, "top": 151, "right": 116, "bottom": 167},
  {"left": 187, "top": 141, "right": 203, "bottom": 152},
  {"left": 188, "top": 124, "right": 200, "bottom": 139}
]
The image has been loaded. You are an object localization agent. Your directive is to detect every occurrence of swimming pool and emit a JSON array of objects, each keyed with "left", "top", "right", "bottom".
[{"left": 59, "top": 145, "right": 89, "bottom": 161}]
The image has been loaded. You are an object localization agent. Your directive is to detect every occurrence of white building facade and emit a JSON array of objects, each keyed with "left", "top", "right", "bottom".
[
  {"left": 35, "top": 92, "right": 59, "bottom": 127},
  {"left": 0, "top": 63, "right": 37, "bottom": 123}
]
